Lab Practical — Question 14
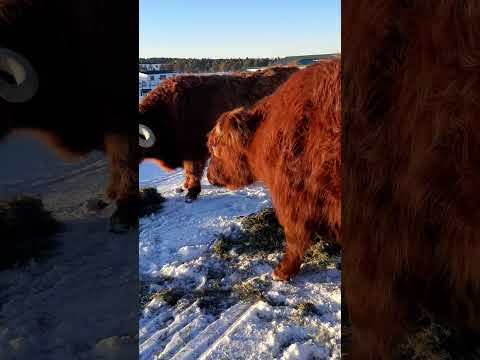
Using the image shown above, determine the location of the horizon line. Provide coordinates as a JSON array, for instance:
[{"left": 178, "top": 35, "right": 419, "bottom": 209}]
[{"left": 139, "top": 52, "right": 341, "bottom": 60}]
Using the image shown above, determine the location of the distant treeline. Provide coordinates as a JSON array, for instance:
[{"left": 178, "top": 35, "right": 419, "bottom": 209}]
[{"left": 139, "top": 57, "right": 281, "bottom": 73}]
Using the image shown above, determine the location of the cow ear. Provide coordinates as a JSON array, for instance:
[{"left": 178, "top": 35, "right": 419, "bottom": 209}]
[
  {"left": 244, "top": 108, "right": 263, "bottom": 133},
  {"left": 231, "top": 108, "right": 263, "bottom": 144}
]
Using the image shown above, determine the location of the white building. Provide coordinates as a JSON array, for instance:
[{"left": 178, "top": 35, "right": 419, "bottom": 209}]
[{"left": 139, "top": 71, "right": 176, "bottom": 100}]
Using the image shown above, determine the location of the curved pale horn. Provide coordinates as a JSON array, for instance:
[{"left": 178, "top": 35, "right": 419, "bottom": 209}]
[
  {"left": 139, "top": 124, "right": 156, "bottom": 148},
  {"left": 0, "top": 48, "right": 39, "bottom": 103}
]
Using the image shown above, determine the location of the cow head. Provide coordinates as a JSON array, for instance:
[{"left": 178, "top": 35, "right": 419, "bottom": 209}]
[
  {"left": 138, "top": 100, "right": 183, "bottom": 172},
  {"left": 207, "top": 107, "right": 261, "bottom": 189},
  {"left": 0, "top": 47, "right": 39, "bottom": 103}
]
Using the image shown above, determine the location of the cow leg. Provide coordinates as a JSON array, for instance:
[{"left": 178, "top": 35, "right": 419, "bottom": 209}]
[
  {"left": 272, "top": 226, "right": 312, "bottom": 281},
  {"left": 106, "top": 165, "right": 121, "bottom": 199},
  {"left": 183, "top": 159, "right": 207, "bottom": 202},
  {"left": 104, "top": 134, "right": 138, "bottom": 233}
]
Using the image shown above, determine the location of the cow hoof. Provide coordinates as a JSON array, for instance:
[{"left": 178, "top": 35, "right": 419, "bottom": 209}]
[
  {"left": 109, "top": 212, "right": 135, "bottom": 233},
  {"left": 175, "top": 187, "right": 184, "bottom": 193},
  {"left": 185, "top": 194, "right": 198, "bottom": 203},
  {"left": 85, "top": 197, "right": 109, "bottom": 211},
  {"left": 272, "top": 269, "right": 290, "bottom": 282},
  {"left": 109, "top": 203, "right": 136, "bottom": 234}
]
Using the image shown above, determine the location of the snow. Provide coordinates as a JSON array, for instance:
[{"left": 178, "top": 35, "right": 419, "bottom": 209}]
[
  {"left": 139, "top": 162, "right": 341, "bottom": 360},
  {"left": 0, "top": 134, "right": 138, "bottom": 359},
  {"left": 280, "top": 341, "right": 329, "bottom": 360}
]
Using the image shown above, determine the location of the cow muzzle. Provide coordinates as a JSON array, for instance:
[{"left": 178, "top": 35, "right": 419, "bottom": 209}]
[
  {"left": 0, "top": 48, "right": 39, "bottom": 103},
  {"left": 139, "top": 124, "right": 156, "bottom": 148}
]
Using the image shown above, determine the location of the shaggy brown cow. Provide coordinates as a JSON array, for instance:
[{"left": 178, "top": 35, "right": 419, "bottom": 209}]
[
  {"left": 138, "top": 66, "right": 299, "bottom": 201},
  {"left": 0, "top": 1, "right": 138, "bottom": 232},
  {"left": 343, "top": 1, "right": 480, "bottom": 358},
  {"left": 207, "top": 60, "right": 341, "bottom": 281}
]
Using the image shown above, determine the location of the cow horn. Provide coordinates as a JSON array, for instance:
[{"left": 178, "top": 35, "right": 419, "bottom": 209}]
[
  {"left": 139, "top": 124, "right": 156, "bottom": 148},
  {"left": 0, "top": 48, "right": 39, "bottom": 103}
]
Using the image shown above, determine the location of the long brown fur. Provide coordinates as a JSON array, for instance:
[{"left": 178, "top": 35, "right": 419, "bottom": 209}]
[
  {"left": 343, "top": 1, "right": 480, "bottom": 358},
  {"left": 139, "top": 66, "right": 299, "bottom": 200},
  {"left": 207, "top": 60, "right": 341, "bottom": 280},
  {"left": 1, "top": 1, "right": 138, "bottom": 230}
]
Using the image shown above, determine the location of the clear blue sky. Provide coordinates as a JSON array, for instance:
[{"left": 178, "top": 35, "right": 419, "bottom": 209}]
[{"left": 139, "top": 0, "right": 340, "bottom": 59}]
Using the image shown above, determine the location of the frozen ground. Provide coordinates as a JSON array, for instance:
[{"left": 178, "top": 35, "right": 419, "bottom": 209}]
[
  {"left": 0, "top": 133, "right": 137, "bottom": 360},
  {"left": 139, "top": 162, "right": 341, "bottom": 360}
]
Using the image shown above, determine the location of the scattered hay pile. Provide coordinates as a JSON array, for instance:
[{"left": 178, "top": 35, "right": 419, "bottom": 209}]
[
  {"left": 0, "top": 195, "right": 61, "bottom": 269},
  {"left": 292, "top": 302, "right": 319, "bottom": 325},
  {"left": 238, "top": 208, "right": 285, "bottom": 252},
  {"left": 232, "top": 278, "right": 268, "bottom": 303},
  {"left": 241, "top": 208, "right": 285, "bottom": 252},
  {"left": 141, "top": 278, "right": 236, "bottom": 316},
  {"left": 150, "top": 288, "right": 185, "bottom": 307},
  {"left": 212, "top": 208, "right": 340, "bottom": 269},
  {"left": 212, "top": 208, "right": 285, "bottom": 259},
  {"left": 139, "top": 187, "right": 165, "bottom": 218},
  {"left": 304, "top": 235, "right": 341, "bottom": 270}
]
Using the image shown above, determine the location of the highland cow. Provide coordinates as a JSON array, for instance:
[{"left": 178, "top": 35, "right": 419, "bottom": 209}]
[
  {"left": 138, "top": 66, "right": 299, "bottom": 201},
  {"left": 207, "top": 60, "right": 341, "bottom": 281},
  {"left": 343, "top": 1, "right": 480, "bottom": 358},
  {"left": 0, "top": 1, "right": 138, "bottom": 232}
]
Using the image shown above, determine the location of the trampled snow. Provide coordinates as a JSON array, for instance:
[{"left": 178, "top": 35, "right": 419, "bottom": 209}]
[{"left": 139, "top": 162, "right": 341, "bottom": 360}]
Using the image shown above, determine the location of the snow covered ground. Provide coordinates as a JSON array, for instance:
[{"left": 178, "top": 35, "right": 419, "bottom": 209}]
[
  {"left": 0, "top": 134, "right": 138, "bottom": 359},
  {"left": 139, "top": 162, "right": 341, "bottom": 360}
]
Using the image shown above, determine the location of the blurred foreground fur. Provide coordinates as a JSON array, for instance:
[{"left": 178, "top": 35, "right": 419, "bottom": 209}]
[
  {"left": 0, "top": 195, "right": 61, "bottom": 269},
  {"left": 343, "top": 1, "right": 480, "bottom": 358},
  {"left": 0, "top": 1, "right": 139, "bottom": 232}
]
